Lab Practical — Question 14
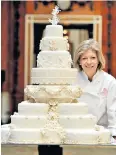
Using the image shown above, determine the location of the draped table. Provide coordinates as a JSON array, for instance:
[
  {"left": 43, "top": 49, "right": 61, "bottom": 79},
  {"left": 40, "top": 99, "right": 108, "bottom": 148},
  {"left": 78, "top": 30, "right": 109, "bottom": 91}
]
[{"left": 1, "top": 143, "right": 116, "bottom": 155}]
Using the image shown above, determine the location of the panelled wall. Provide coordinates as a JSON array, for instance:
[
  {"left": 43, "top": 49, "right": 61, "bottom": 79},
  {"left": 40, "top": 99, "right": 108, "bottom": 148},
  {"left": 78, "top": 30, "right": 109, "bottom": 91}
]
[{"left": 1, "top": 1, "right": 116, "bottom": 114}]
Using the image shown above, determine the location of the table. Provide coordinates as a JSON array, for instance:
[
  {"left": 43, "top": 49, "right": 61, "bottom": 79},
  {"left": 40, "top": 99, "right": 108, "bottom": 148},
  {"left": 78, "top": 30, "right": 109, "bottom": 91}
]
[
  {"left": 1, "top": 144, "right": 116, "bottom": 155},
  {"left": 62, "top": 144, "right": 116, "bottom": 155}
]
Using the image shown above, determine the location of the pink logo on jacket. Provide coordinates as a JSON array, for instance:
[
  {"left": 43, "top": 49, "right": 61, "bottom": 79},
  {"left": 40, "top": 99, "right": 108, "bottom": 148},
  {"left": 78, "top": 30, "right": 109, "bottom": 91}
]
[{"left": 100, "top": 88, "right": 108, "bottom": 97}]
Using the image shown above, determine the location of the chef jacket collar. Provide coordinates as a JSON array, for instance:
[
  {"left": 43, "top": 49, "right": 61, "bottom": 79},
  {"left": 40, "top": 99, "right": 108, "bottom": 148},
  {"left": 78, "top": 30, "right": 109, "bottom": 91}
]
[{"left": 82, "top": 70, "right": 101, "bottom": 81}]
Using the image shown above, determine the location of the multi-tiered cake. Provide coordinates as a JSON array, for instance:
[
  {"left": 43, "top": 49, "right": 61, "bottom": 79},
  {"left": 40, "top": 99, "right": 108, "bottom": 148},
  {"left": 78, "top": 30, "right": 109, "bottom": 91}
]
[{"left": 1, "top": 6, "right": 110, "bottom": 144}]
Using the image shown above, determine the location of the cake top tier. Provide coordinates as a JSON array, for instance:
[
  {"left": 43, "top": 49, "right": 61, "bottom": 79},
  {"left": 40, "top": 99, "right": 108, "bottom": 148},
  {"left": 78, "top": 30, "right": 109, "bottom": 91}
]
[
  {"left": 44, "top": 6, "right": 63, "bottom": 37},
  {"left": 45, "top": 25, "right": 63, "bottom": 37}
]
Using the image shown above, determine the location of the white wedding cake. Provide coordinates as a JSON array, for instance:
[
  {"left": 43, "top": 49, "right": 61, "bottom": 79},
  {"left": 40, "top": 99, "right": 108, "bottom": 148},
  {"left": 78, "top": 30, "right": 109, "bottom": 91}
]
[{"left": 1, "top": 6, "right": 110, "bottom": 144}]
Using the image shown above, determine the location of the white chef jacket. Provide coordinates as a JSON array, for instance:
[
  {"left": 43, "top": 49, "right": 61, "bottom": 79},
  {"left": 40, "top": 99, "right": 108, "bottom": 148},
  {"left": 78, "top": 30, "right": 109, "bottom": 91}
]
[{"left": 74, "top": 70, "right": 116, "bottom": 136}]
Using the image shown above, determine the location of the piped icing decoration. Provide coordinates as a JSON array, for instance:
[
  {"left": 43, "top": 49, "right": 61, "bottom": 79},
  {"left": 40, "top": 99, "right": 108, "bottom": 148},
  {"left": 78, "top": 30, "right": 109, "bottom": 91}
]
[
  {"left": 49, "top": 6, "right": 61, "bottom": 25},
  {"left": 40, "top": 99, "right": 66, "bottom": 144}
]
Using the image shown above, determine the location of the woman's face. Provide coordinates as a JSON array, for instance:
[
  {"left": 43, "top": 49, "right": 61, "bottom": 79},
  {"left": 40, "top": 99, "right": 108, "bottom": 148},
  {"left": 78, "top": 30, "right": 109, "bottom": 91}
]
[{"left": 80, "top": 49, "right": 99, "bottom": 77}]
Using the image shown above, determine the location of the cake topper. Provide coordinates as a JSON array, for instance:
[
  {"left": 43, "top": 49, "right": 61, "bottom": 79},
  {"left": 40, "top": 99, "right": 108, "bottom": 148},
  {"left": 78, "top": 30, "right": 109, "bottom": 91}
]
[{"left": 49, "top": 6, "right": 61, "bottom": 25}]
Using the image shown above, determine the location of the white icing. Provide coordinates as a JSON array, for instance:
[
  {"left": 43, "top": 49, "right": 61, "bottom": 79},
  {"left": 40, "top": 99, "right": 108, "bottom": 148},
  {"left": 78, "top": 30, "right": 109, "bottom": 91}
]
[
  {"left": 11, "top": 115, "right": 47, "bottom": 128},
  {"left": 7, "top": 128, "right": 110, "bottom": 144},
  {"left": 57, "top": 103, "right": 88, "bottom": 115},
  {"left": 8, "top": 128, "right": 62, "bottom": 144},
  {"left": 11, "top": 114, "right": 97, "bottom": 129},
  {"left": 31, "top": 68, "right": 77, "bottom": 77},
  {"left": 64, "top": 129, "right": 110, "bottom": 144},
  {"left": 59, "top": 115, "right": 97, "bottom": 129},
  {"left": 2, "top": 98, "right": 111, "bottom": 144},
  {"left": 31, "top": 68, "right": 77, "bottom": 85},
  {"left": 18, "top": 101, "right": 49, "bottom": 116},
  {"left": 8, "top": 99, "right": 110, "bottom": 144},
  {"left": 31, "top": 77, "right": 77, "bottom": 85},
  {"left": 40, "top": 37, "right": 69, "bottom": 51},
  {"left": 18, "top": 102, "right": 88, "bottom": 116},
  {"left": 24, "top": 85, "right": 82, "bottom": 103},
  {"left": 11, "top": 101, "right": 95, "bottom": 130},
  {"left": 37, "top": 51, "right": 72, "bottom": 68},
  {"left": 45, "top": 25, "right": 63, "bottom": 37}
]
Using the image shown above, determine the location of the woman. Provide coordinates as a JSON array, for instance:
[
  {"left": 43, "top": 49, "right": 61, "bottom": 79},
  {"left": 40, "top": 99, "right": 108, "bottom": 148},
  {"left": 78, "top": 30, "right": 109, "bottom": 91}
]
[{"left": 74, "top": 39, "right": 116, "bottom": 141}]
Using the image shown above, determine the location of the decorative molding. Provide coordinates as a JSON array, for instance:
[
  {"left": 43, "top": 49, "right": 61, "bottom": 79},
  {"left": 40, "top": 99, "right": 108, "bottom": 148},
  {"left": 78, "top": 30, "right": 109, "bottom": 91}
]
[
  {"left": 34, "top": 1, "right": 93, "bottom": 11},
  {"left": 106, "top": 1, "right": 113, "bottom": 74},
  {"left": 72, "top": 1, "right": 93, "bottom": 11},
  {"left": 34, "top": 1, "right": 56, "bottom": 10},
  {"left": 12, "top": 1, "right": 20, "bottom": 112}
]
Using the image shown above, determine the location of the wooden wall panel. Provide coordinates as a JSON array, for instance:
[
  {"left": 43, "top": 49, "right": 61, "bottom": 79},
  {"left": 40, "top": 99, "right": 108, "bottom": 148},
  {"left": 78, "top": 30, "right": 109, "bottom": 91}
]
[
  {"left": 101, "top": 2, "right": 109, "bottom": 72},
  {"left": 1, "top": 2, "right": 10, "bottom": 91},
  {"left": 1, "top": 1, "right": 14, "bottom": 113},
  {"left": 1, "top": 1, "right": 26, "bottom": 113},
  {"left": 26, "top": 1, "right": 102, "bottom": 15},
  {"left": 111, "top": 3, "right": 116, "bottom": 77},
  {"left": 16, "top": 2, "right": 25, "bottom": 101}
]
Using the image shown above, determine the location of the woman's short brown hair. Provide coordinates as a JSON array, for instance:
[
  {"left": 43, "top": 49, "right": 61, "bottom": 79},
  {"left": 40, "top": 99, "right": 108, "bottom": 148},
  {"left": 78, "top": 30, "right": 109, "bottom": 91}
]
[{"left": 74, "top": 39, "right": 105, "bottom": 71}]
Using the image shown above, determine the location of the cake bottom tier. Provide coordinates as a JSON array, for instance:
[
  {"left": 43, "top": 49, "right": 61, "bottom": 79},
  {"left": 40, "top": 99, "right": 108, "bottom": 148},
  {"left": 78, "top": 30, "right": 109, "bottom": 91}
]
[{"left": 7, "top": 128, "right": 110, "bottom": 144}]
